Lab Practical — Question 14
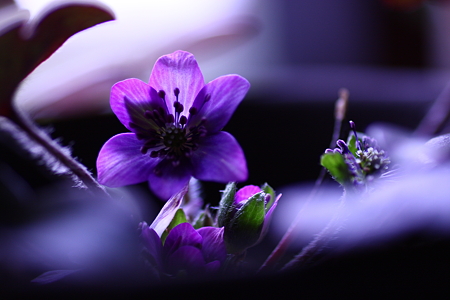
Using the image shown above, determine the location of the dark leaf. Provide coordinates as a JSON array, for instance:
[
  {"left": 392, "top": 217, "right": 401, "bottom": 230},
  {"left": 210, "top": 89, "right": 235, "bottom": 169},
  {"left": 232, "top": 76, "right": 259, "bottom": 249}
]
[
  {"left": 321, "top": 152, "right": 351, "bottom": 185},
  {"left": 0, "top": 2, "right": 114, "bottom": 117}
]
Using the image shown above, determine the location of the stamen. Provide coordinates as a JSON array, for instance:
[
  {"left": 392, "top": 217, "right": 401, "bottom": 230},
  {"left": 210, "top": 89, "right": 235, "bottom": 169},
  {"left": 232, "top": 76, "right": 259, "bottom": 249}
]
[
  {"left": 349, "top": 120, "right": 361, "bottom": 150},
  {"left": 189, "top": 107, "right": 197, "bottom": 115},
  {"left": 140, "top": 146, "right": 148, "bottom": 154},
  {"left": 337, "top": 139, "right": 350, "bottom": 153},
  {"left": 166, "top": 114, "right": 175, "bottom": 123},
  {"left": 174, "top": 102, "right": 184, "bottom": 113},
  {"left": 180, "top": 115, "right": 187, "bottom": 125}
]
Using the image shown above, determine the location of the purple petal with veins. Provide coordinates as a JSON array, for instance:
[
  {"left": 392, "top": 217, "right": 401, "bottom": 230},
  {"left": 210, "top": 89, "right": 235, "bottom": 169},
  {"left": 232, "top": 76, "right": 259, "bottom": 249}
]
[{"left": 97, "top": 133, "right": 159, "bottom": 187}]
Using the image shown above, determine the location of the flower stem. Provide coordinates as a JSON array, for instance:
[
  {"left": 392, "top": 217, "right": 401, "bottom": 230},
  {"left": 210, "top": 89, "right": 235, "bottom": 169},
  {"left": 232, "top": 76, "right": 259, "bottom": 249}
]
[
  {"left": 258, "top": 171, "right": 325, "bottom": 272},
  {"left": 415, "top": 80, "right": 450, "bottom": 136},
  {"left": 280, "top": 194, "right": 346, "bottom": 271},
  {"left": 258, "top": 89, "right": 349, "bottom": 273},
  {"left": 9, "top": 106, "right": 109, "bottom": 197}
]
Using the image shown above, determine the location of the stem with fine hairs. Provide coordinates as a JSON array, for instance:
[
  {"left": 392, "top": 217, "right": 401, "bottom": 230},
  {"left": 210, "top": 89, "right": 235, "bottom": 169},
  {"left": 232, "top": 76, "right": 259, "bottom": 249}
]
[
  {"left": 259, "top": 89, "right": 349, "bottom": 272},
  {"left": 9, "top": 105, "right": 109, "bottom": 198}
]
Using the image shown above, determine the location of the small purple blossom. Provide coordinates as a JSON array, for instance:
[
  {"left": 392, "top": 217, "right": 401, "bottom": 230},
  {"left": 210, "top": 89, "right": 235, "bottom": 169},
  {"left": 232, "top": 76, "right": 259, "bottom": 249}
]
[
  {"left": 96, "top": 51, "right": 249, "bottom": 199},
  {"left": 140, "top": 222, "right": 226, "bottom": 277}
]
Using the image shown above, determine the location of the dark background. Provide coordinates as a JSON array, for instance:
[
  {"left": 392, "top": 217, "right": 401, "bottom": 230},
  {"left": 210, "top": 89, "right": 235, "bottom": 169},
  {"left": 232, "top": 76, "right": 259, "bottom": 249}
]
[{"left": 2, "top": 0, "right": 450, "bottom": 297}]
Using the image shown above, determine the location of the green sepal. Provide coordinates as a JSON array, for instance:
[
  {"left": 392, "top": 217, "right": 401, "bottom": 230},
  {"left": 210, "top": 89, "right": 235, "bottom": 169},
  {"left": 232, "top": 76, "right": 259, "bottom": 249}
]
[
  {"left": 321, "top": 152, "right": 351, "bottom": 185},
  {"left": 261, "top": 182, "right": 275, "bottom": 213},
  {"left": 225, "top": 192, "right": 266, "bottom": 254},
  {"left": 347, "top": 131, "right": 367, "bottom": 154},
  {"left": 347, "top": 134, "right": 358, "bottom": 156},
  {"left": 192, "top": 205, "right": 214, "bottom": 229},
  {"left": 161, "top": 208, "right": 187, "bottom": 244},
  {"left": 217, "top": 182, "right": 236, "bottom": 227},
  {"left": 193, "top": 212, "right": 206, "bottom": 229}
]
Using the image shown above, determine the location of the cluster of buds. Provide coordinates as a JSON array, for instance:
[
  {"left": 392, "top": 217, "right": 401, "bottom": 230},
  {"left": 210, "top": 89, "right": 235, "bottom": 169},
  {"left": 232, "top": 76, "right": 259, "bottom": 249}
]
[
  {"left": 321, "top": 121, "right": 391, "bottom": 191},
  {"left": 139, "top": 181, "right": 280, "bottom": 278}
]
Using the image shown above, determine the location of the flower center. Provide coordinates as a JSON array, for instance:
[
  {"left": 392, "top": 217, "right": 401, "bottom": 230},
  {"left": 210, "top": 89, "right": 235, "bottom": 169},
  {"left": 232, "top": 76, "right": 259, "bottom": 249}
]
[
  {"left": 132, "top": 88, "right": 210, "bottom": 168},
  {"left": 161, "top": 125, "right": 187, "bottom": 149}
]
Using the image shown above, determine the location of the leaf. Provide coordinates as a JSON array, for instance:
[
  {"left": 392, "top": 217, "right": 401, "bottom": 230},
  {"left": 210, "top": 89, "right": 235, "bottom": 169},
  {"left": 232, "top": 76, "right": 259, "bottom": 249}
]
[
  {"left": 0, "top": 2, "right": 114, "bottom": 117},
  {"left": 217, "top": 182, "right": 236, "bottom": 227},
  {"left": 321, "top": 152, "right": 351, "bottom": 185},
  {"left": 347, "top": 134, "right": 358, "bottom": 156},
  {"left": 226, "top": 192, "right": 265, "bottom": 253},
  {"left": 230, "top": 192, "right": 265, "bottom": 232},
  {"left": 261, "top": 182, "right": 275, "bottom": 212}
]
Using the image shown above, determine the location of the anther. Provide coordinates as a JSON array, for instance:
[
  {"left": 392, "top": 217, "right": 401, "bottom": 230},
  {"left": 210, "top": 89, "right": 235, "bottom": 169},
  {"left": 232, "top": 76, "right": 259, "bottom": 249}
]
[
  {"left": 189, "top": 107, "right": 197, "bottom": 115},
  {"left": 179, "top": 115, "right": 187, "bottom": 125},
  {"left": 158, "top": 90, "right": 166, "bottom": 99},
  {"left": 140, "top": 146, "right": 148, "bottom": 154},
  {"left": 174, "top": 88, "right": 180, "bottom": 97},
  {"left": 174, "top": 102, "right": 184, "bottom": 113},
  {"left": 167, "top": 114, "right": 175, "bottom": 123}
]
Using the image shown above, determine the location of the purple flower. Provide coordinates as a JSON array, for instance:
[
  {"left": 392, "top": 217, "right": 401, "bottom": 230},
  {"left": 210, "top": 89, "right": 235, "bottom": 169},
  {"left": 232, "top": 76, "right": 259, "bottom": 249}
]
[
  {"left": 140, "top": 222, "right": 227, "bottom": 277},
  {"left": 96, "top": 51, "right": 249, "bottom": 199}
]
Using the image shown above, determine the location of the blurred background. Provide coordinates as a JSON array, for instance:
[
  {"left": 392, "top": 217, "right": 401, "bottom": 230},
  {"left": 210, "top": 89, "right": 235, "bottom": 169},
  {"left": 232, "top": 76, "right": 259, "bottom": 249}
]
[
  {"left": 10, "top": 0, "right": 450, "bottom": 192},
  {"left": 3, "top": 0, "right": 450, "bottom": 295}
]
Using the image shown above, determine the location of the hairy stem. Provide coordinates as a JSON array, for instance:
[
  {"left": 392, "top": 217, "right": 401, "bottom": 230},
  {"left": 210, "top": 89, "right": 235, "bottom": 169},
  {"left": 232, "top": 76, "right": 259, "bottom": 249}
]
[
  {"left": 9, "top": 106, "right": 109, "bottom": 197},
  {"left": 280, "top": 194, "right": 346, "bottom": 271},
  {"left": 415, "top": 81, "right": 450, "bottom": 136},
  {"left": 259, "top": 89, "right": 349, "bottom": 272}
]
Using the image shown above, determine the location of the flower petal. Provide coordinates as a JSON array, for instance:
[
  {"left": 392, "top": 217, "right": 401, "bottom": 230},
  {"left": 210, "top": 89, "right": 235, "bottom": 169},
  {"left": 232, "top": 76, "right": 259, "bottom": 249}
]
[
  {"left": 110, "top": 78, "right": 166, "bottom": 132},
  {"left": 197, "top": 227, "right": 226, "bottom": 263},
  {"left": 164, "top": 223, "right": 202, "bottom": 258},
  {"left": 191, "top": 132, "right": 247, "bottom": 182},
  {"left": 147, "top": 159, "right": 192, "bottom": 200},
  {"left": 188, "top": 75, "right": 250, "bottom": 132},
  {"left": 149, "top": 51, "right": 204, "bottom": 116},
  {"left": 204, "top": 260, "right": 221, "bottom": 274},
  {"left": 167, "top": 246, "right": 206, "bottom": 275},
  {"left": 235, "top": 185, "right": 262, "bottom": 204},
  {"left": 97, "top": 133, "right": 159, "bottom": 187},
  {"left": 150, "top": 185, "right": 188, "bottom": 236},
  {"left": 140, "top": 226, "right": 163, "bottom": 269}
]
